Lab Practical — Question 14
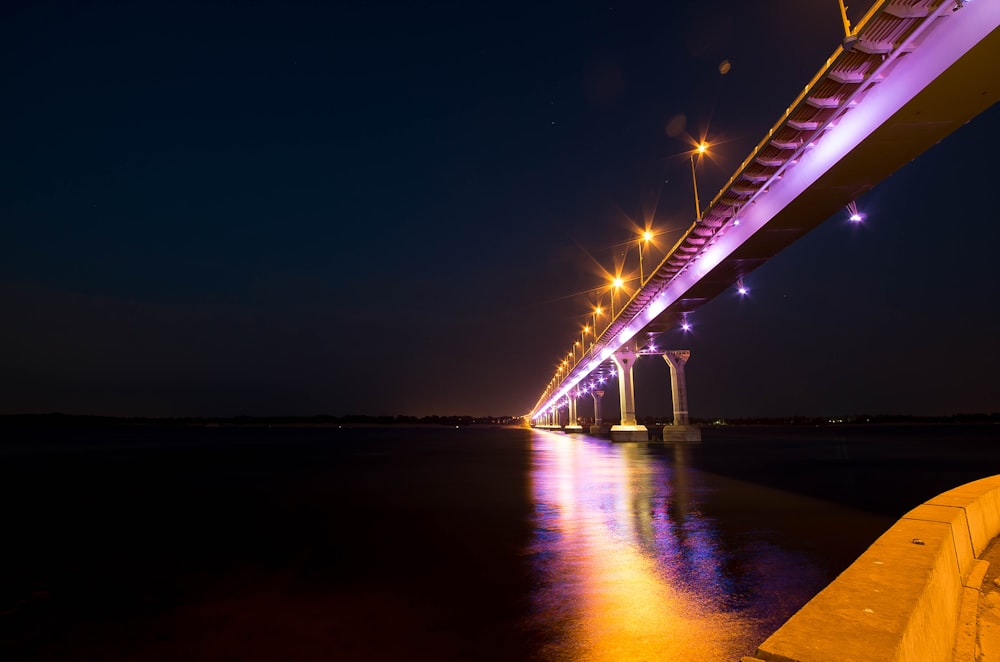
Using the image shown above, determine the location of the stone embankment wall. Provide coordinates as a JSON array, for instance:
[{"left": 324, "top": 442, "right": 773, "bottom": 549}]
[{"left": 744, "top": 475, "right": 1000, "bottom": 662}]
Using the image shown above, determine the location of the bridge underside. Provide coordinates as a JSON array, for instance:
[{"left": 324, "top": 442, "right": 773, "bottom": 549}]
[{"left": 655, "top": 20, "right": 1000, "bottom": 325}]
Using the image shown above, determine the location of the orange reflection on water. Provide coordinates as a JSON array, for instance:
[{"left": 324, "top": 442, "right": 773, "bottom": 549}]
[{"left": 529, "top": 432, "right": 755, "bottom": 661}]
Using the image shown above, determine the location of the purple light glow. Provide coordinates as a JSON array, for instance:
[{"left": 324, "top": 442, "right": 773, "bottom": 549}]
[{"left": 846, "top": 200, "right": 863, "bottom": 223}]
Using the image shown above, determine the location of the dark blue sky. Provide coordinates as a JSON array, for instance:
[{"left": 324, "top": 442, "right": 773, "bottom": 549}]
[{"left": 3, "top": 1, "right": 998, "bottom": 418}]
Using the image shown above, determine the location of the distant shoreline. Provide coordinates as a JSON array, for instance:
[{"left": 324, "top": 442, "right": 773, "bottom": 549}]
[
  {"left": 0, "top": 412, "right": 996, "bottom": 428},
  {"left": 0, "top": 413, "right": 521, "bottom": 428}
]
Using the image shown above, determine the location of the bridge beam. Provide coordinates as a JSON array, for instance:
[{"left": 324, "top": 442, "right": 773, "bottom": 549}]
[
  {"left": 610, "top": 345, "right": 648, "bottom": 442},
  {"left": 662, "top": 350, "right": 701, "bottom": 443}
]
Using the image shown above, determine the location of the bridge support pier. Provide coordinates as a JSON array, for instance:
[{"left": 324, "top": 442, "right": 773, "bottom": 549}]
[
  {"left": 610, "top": 345, "right": 648, "bottom": 442},
  {"left": 589, "top": 389, "right": 609, "bottom": 434},
  {"left": 662, "top": 350, "right": 701, "bottom": 442},
  {"left": 565, "top": 389, "right": 583, "bottom": 433}
]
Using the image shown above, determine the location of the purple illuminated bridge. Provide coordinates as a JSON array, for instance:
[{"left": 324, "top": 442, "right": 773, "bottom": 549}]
[{"left": 530, "top": 0, "right": 1000, "bottom": 441}]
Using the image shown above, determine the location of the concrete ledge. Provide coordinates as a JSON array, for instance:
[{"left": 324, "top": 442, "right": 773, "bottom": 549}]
[
  {"left": 927, "top": 476, "right": 1000, "bottom": 556},
  {"left": 563, "top": 425, "right": 584, "bottom": 433},
  {"left": 750, "top": 476, "right": 1000, "bottom": 662}
]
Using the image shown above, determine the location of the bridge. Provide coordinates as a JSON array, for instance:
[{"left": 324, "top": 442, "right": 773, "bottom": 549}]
[{"left": 529, "top": 0, "right": 1000, "bottom": 441}]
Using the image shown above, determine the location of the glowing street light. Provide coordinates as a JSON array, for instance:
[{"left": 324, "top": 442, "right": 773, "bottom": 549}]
[
  {"left": 593, "top": 305, "right": 604, "bottom": 336},
  {"left": 691, "top": 142, "right": 709, "bottom": 222},
  {"left": 638, "top": 229, "right": 654, "bottom": 286},
  {"left": 581, "top": 324, "right": 591, "bottom": 355}
]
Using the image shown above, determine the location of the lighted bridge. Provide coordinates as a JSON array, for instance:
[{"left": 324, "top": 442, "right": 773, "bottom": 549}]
[{"left": 530, "top": 0, "right": 1000, "bottom": 440}]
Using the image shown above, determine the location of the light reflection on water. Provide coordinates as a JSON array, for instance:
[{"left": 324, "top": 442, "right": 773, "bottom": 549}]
[{"left": 526, "top": 430, "right": 820, "bottom": 661}]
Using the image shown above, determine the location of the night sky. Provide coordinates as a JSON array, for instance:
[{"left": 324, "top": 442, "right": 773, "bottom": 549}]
[{"left": 3, "top": 1, "right": 999, "bottom": 418}]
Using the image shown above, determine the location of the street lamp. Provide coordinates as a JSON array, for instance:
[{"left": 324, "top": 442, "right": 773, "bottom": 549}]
[
  {"left": 581, "top": 324, "right": 590, "bottom": 356},
  {"left": 638, "top": 229, "right": 653, "bottom": 286},
  {"left": 573, "top": 340, "right": 581, "bottom": 365},
  {"left": 691, "top": 142, "right": 708, "bottom": 222},
  {"left": 593, "top": 305, "right": 604, "bottom": 336}
]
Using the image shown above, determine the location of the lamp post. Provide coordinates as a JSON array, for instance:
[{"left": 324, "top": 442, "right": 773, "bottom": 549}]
[
  {"left": 581, "top": 324, "right": 590, "bottom": 356},
  {"left": 690, "top": 142, "right": 708, "bottom": 222},
  {"left": 573, "top": 341, "right": 581, "bottom": 365},
  {"left": 638, "top": 229, "right": 653, "bottom": 286},
  {"left": 610, "top": 276, "right": 624, "bottom": 318},
  {"left": 593, "top": 305, "right": 603, "bottom": 336}
]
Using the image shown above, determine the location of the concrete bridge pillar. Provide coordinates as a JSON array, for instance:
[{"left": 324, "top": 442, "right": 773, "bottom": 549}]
[
  {"left": 662, "top": 350, "right": 701, "bottom": 442},
  {"left": 566, "top": 389, "right": 583, "bottom": 432},
  {"left": 611, "top": 346, "right": 648, "bottom": 442},
  {"left": 589, "top": 390, "right": 608, "bottom": 434}
]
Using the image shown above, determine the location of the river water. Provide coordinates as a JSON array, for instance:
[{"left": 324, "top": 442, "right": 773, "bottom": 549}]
[{"left": 2, "top": 423, "right": 999, "bottom": 660}]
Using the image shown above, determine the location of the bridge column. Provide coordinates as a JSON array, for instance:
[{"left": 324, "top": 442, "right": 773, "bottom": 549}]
[
  {"left": 589, "top": 389, "right": 608, "bottom": 434},
  {"left": 662, "top": 350, "right": 701, "bottom": 442},
  {"left": 610, "top": 346, "right": 648, "bottom": 442},
  {"left": 566, "top": 388, "right": 583, "bottom": 433}
]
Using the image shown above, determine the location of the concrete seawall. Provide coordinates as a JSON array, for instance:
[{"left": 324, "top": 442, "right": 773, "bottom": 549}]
[{"left": 744, "top": 475, "right": 1000, "bottom": 662}]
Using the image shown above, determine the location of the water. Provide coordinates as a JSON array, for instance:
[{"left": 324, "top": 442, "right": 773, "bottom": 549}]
[{"left": 1, "top": 423, "right": 999, "bottom": 660}]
